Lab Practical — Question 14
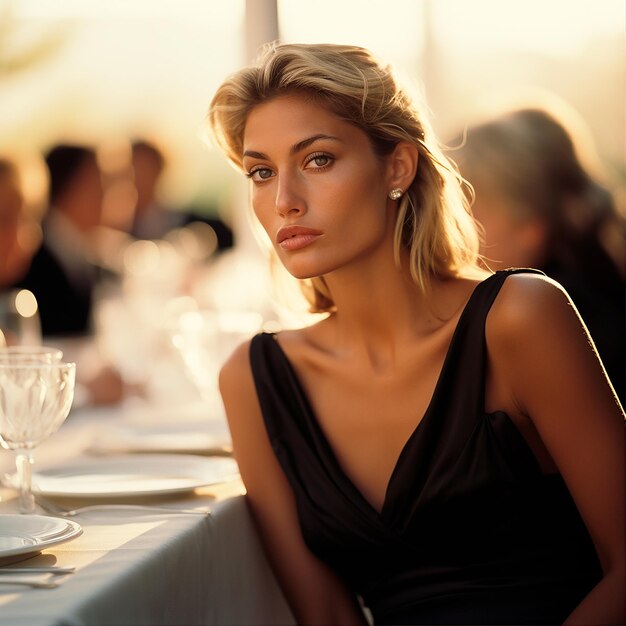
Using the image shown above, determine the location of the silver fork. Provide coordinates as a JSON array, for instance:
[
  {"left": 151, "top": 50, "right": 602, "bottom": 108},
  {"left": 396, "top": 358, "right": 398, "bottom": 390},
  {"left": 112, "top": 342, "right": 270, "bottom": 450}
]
[{"left": 35, "top": 495, "right": 210, "bottom": 517}]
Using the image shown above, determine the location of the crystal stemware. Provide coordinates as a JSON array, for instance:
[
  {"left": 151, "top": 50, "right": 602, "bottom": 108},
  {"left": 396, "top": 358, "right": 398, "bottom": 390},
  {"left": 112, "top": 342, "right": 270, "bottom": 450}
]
[
  {"left": 0, "top": 346, "right": 63, "bottom": 363},
  {"left": 0, "top": 361, "right": 76, "bottom": 513}
]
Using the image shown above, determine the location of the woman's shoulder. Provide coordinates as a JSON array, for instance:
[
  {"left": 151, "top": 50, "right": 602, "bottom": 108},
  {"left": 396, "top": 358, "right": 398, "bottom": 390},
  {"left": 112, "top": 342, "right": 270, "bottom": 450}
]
[
  {"left": 483, "top": 270, "right": 610, "bottom": 424},
  {"left": 219, "top": 337, "right": 255, "bottom": 391},
  {"left": 492, "top": 270, "right": 570, "bottom": 315},
  {"left": 486, "top": 270, "right": 579, "bottom": 349}
]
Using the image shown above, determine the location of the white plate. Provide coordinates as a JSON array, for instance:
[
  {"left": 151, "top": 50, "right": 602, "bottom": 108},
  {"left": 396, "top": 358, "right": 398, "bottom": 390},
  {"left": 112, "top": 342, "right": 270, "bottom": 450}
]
[
  {"left": 32, "top": 454, "right": 239, "bottom": 498},
  {"left": 0, "top": 515, "right": 82, "bottom": 559},
  {"left": 89, "top": 421, "right": 232, "bottom": 456}
]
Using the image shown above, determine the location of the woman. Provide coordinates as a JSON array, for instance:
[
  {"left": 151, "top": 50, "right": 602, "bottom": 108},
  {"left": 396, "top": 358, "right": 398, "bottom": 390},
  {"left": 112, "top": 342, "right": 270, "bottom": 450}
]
[
  {"left": 208, "top": 43, "right": 625, "bottom": 625},
  {"left": 450, "top": 107, "right": 626, "bottom": 404}
]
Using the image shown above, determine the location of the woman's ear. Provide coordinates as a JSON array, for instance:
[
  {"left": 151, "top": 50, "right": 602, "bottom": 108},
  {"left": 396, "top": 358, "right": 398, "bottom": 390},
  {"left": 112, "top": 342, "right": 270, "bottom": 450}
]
[{"left": 387, "top": 141, "right": 419, "bottom": 192}]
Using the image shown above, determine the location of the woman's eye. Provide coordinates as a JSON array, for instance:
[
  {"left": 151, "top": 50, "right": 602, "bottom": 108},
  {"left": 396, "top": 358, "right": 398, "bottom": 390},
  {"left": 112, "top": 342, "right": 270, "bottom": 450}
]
[
  {"left": 247, "top": 167, "right": 274, "bottom": 182},
  {"left": 305, "top": 153, "right": 333, "bottom": 169}
]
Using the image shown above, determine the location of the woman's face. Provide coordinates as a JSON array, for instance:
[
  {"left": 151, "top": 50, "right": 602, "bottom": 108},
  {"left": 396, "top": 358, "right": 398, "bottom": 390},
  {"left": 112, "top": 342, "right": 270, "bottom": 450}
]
[{"left": 242, "top": 93, "right": 395, "bottom": 280}]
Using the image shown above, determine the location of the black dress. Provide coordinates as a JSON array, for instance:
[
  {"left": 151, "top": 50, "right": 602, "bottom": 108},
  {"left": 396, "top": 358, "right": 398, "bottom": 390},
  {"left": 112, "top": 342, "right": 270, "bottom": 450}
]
[{"left": 249, "top": 269, "right": 602, "bottom": 625}]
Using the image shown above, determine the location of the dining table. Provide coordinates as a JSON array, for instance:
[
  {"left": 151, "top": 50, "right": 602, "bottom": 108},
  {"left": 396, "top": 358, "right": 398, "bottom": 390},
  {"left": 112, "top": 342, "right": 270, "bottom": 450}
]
[{"left": 0, "top": 396, "right": 296, "bottom": 626}]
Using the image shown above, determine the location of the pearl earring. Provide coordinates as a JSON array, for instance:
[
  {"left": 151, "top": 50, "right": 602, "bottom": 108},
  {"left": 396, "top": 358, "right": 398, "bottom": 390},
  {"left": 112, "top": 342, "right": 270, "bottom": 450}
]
[{"left": 389, "top": 188, "right": 403, "bottom": 200}]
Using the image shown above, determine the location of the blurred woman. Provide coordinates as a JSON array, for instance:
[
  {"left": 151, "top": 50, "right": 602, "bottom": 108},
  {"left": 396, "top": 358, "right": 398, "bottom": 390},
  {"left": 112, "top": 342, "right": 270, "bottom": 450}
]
[{"left": 451, "top": 106, "right": 625, "bottom": 404}]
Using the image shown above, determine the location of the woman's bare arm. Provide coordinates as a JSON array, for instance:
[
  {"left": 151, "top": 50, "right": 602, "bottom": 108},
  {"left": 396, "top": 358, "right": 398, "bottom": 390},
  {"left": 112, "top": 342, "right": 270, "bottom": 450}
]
[
  {"left": 219, "top": 340, "right": 368, "bottom": 626},
  {"left": 489, "top": 274, "right": 625, "bottom": 626}
]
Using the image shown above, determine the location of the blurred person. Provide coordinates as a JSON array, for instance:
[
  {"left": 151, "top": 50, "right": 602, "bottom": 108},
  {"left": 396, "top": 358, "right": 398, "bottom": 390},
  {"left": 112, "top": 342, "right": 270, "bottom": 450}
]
[
  {"left": 208, "top": 43, "right": 625, "bottom": 625},
  {"left": 0, "top": 158, "right": 41, "bottom": 291},
  {"left": 14, "top": 144, "right": 104, "bottom": 337},
  {"left": 0, "top": 157, "right": 42, "bottom": 346},
  {"left": 0, "top": 155, "right": 123, "bottom": 404},
  {"left": 129, "top": 139, "right": 185, "bottom": 240},
  {"left": 130, "top": 138, "right": 235, "bottom": 251},
  {"left": 450, "top": 107, "right": 626, "bottom": 404}
]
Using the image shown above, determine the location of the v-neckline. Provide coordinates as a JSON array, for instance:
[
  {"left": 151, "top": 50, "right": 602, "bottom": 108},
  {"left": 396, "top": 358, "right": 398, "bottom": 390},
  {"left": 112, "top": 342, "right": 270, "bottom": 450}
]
[{"left": 267, "top": 274, "right": 496, "bottom": 520}]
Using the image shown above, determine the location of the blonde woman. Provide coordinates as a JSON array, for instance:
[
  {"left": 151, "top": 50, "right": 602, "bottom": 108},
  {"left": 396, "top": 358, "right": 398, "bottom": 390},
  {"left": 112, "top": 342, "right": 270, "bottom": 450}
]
[{"left": 208, "top": 43, "right": 625, "bottom": 625}]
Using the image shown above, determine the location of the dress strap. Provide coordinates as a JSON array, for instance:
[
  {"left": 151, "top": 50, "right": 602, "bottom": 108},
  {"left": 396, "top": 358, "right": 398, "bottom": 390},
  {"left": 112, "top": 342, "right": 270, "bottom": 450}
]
[{"left": 435, "top": 268, "right": 545, "bottom": 419}]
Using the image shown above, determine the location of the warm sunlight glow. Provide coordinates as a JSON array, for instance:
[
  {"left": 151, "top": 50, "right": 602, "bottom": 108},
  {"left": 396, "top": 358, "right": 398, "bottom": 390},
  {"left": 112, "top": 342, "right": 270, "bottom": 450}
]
[
  {"left": 430, "top": 0, "right": 623, "bottom": 57},
  {"left": 13, "top": 0, "right": 242, "bottom": 22},
  {"left": 279, "top": 0, "right": 623, "bottom": 59},
  {"left": 1, "top": 0, "right": 623, "bottom": 207}
]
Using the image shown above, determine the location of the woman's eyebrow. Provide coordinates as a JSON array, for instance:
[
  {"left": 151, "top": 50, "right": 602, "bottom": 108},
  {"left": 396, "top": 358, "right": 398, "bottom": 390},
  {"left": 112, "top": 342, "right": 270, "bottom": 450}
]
[
  {"left": 243, "top": 134, "right": 341, "bottom": 160},
  {"left": 290, "top": 134, "right": 341, "bottom": 154},
  {"left": 242, "top": 149, "right": 267, "bottom": 160}
]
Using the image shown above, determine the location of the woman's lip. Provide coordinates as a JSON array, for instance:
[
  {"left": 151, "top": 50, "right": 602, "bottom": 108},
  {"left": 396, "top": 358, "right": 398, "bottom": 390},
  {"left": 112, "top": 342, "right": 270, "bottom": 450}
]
[
  {"left": 276, "top": 225, "right": 323, "bottom": 247},
  {"left": 278, "top": 233, "right": 322, "bottom": 251}
]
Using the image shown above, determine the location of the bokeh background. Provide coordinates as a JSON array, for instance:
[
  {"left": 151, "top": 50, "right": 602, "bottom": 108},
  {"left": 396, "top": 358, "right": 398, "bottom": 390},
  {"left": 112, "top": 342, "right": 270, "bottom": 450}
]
[
  {"left": 1, "top": 0, "right": 624, "bottom": 230},
  {"left": 0, "top": 0, "right": 624, "bottom": 469}
]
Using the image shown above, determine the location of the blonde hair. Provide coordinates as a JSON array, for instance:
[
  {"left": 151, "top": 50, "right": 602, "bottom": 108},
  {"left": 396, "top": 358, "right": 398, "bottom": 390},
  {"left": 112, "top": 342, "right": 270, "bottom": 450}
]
[{"left": 208, "top": 42, "right": 481, "bottom": 313}]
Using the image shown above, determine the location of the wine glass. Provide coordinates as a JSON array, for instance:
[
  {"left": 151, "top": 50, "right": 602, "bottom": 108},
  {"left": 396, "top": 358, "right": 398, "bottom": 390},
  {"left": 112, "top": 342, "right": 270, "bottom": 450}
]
[
  {"left": 0, "top": 346, "right": 63, "bottom": 363},
  {"left": 0, "top": 361, "right": 76, "bottom": 513},
  {"left": 0, "top": 347, "right": 65, "bottom": 507}
]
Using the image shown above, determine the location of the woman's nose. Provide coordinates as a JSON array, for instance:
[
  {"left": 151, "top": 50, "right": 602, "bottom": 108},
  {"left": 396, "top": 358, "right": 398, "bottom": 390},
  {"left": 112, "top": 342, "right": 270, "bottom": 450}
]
[{"left": 275, "top": 175, "right": 305, "bottom": 218}]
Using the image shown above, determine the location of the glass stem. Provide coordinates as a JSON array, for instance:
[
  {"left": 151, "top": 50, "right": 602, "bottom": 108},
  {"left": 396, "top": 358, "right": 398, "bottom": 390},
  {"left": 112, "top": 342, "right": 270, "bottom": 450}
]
[{"left": 15, "top": 450, "right": 35, "bottom": 514}]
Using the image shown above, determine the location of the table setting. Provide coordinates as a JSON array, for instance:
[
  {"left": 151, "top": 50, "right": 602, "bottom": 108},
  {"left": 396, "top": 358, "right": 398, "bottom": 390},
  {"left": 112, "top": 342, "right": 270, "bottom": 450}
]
[
  {"left": 0, "top": 239, "right": 303, "bottom": 625},
  {"left": 0, "top": 343, "right": 234, "bottom": 525},
  {"left": 0, "top": 347, "right": 81, "bottom": 596},
  {"left": 0, "top": 336, "right": 295, "bottom": 626}
]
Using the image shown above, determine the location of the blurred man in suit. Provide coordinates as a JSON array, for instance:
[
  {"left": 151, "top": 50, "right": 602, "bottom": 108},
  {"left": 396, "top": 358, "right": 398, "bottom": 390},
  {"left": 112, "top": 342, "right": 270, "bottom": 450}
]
[{"left": 15, "top": 145, "right": 104, "bottom": 337}]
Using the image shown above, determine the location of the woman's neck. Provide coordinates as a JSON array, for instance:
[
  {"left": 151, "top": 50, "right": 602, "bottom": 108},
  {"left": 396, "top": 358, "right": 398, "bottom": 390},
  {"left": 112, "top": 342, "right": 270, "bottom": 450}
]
[
  {"left": 320, "top": 259, "right": 440, "bottom": 366},
  {"left": 316, "top": 244, "right": 488, "bottom": 368}
]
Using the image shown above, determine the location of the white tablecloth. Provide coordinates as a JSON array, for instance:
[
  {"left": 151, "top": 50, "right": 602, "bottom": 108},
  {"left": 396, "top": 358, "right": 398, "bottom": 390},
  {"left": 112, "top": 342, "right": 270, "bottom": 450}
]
[{"left": 0, "top": 403, "right": 295, "bottom": 626}]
